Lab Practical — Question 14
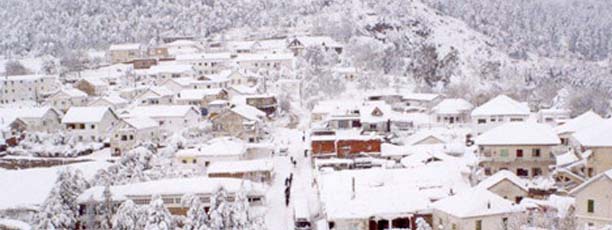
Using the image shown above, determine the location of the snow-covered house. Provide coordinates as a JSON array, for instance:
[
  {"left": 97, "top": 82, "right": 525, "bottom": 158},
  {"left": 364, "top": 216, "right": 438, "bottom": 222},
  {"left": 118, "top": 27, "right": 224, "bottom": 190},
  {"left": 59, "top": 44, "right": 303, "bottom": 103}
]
[
  {"left": 110, "top": 117, "right": 160, "bottom": 156},
  {"left": 175, "top": 137, "right": 246, "bottom": 167},
  {"left": 244, "top": 94, "right": 278, "bottom": 116},
  {"left": 471, "top": 95, "right": 530, "bottom": 134},
  {"left": 569, "top": 169, "right": 612, "bottom": 229},
  {"left": 175, "top": 88, "right": 229, "bottom": 114},
  {"left": 432, "top": 188, "right": 522, "bottom": 230},
  {"left": 570, "top": 119, "right": 612, "bottom": 178},
  {"left": 121, "top": 105, "right": 200, "bottom": 138},
  {"left": 537, "top": 108, "right": 570, "bottom": 126},
  {"left": 134, "top": 64, "right": 195, "bottom": 84},
  {"left": 175, "top": 52, "right": 232, "bottom": 76},
  {"left": 61, "top": 106, "right": 119, "bottom": 142},
  {"left": 134, "top": 86, "right": 175, "bottom": 105},
  {"left": 401, "top": 93, "right": 442, "bottom": 110},
  {"left": 74, "top": 78, "right": 109, "bottom": 96},
  {"left": 206, "top": 159, "right": 274, "bottom": 183},
  {"left": 310, "top": 130, "right": 382, "bottom": 158},
  {"left": 318, "top": 166, "right": 469, "bottom": 230},
  {"left": 76, "top": 177, "right": 266, "bottom": 216},
  {"left": 432, "top": 98, "right": 474, "bottom": 125},
  {"left": 0, "top": 74, "right": 59, "bottom": 104},
  {"left": 234, "top": 53, "right": 294, "bottom": 71},
  {"left": 476, "top": 122, "right": 561, "bottom": 178},
  {"left": 0, "top": 106, "right": 62, "bottom": 135},
  {"left": 555, "top": 111, "right": 603, "bottom": 146},
  {"left": 108, "top": 43, "right": 143, "bottom": 64},
  {"left": 226, "top": 40, "right": 260, "bottom": 54},
  {"left": 311, "top": 99, "right": 362, "bottom": 123},
  {"left": 211, "top": 104, "right": 266, "bottom": 143},
  {"left": 359, "top": 102, "right": 393, "bottom": 133},
  {"left": 287, "top": 36, "right": 343, "bottom": 55},
  {"left": 476, "top": 170, "right": 530, "bottom": 204},
  {"left": 46, "top": 88, "right": 89, "bottom": 112},
  {"left": 159, "top": 39, "right": 203, "bottom": 56},
  {"left": 88, "top": 94, "right": 128, "bottom": 110}
]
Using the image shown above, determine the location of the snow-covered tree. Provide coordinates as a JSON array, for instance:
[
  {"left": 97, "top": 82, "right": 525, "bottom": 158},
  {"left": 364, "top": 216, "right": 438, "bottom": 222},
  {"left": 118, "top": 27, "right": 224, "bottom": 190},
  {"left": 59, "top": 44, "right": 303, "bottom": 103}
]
[
  {"left": 4, "top": 60, "right": 30, "bottom": 76},
  {"left": 208, "top": 186, "right": 232, "bottom": 230},
  {"left": 415, "top": 217, "right": 432, "bottom": 230},
  {"left": 144, "top": 195, "right": 174, "bottom": 230},
  {"left": 98, "top": 185, "right": 114, "bottom": 229},
  {"left": 113, "top": 199, "right": 146, "bottom": 230},
  {"left": 181, "top": 194, "right": 209, "bottom": 230},
  {"left": 34, "top": 168, "right": 88, "bottom": 229},
  {"left": 230, "top": 188, "right": 250, "bottom": 230}
]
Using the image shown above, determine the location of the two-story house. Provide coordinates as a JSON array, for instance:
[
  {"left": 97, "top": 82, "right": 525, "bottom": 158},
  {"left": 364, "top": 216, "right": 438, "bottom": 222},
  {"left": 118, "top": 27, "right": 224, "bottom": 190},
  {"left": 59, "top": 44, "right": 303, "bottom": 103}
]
[
  {"left": 471, "top": 95, "right": 530, "bottom": 135},
  {"left": 61, "top": 106, "right": 119, "bottom": 142},
  {"left": 476, "top": 122, "right": 561, "bottom": 178}
]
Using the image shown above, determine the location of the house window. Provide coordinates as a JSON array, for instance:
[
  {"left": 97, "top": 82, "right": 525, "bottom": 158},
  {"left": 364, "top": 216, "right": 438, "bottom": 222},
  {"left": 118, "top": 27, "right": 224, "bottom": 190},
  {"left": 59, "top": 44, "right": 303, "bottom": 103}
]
[
  {"left": 516, "top": 149, "right": 523, "bottom": 158},
  {"left": 477, "top": 119, "right": 486, "bottom": 124},
  {"left": 532, "top": 148, "right": 541, "bottom": 157},
  {"left": 192, "top": 159, "right": 197, "bottom": 163},
  {"left": 500, "top": 149, "right": 509, "bottom": 157},
  {"left": 182, "top": 159, "right": 187, "bottom": 164},
  {"left": 510, "top": 118, "right": 524, "bottom": 122},
  {"left": 516, "top": 168, "right": 528, "bottom": 177},
  {"left": 532, "top": 168, "right": 542, "bottom": 177},
  {"left": 91, "top": 124, "right": 95, "bottom": 129},
  {"left": 515, "top": 196, "right": 523, "bottom": 204},
  {"left": 475, "top": 220, "right": 482, "bottom": 230},
  {"left": 587, "top": 168, "right": 594, "bottom": 177},
  {"left": 121, "top": 135, "right": 128, "bottom": 141},
  {"left": 484, "top": 168, "right": 492, "bottom": 176},
  {"left": 129, "top": 135, "right": 134, "bottom": 140},
  {"left": 587, "top": 200, "right": 594, "bottom": 213}
]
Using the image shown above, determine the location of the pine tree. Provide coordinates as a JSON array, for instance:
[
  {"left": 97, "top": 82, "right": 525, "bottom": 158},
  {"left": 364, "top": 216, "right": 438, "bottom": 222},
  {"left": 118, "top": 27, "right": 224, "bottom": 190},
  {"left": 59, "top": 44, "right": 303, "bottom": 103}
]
[
  {"left": 208, "top": 186, "right": 231, "bottom": 230},
  {"left": 98, "top": 185, "right": 114, "bottom": 229},
  {"left": 113, "top": 200, "right": 144, "bottom": 230},
  {"left": 181, "top": 194, "right": 209, "bottom": 230},
  {"left": 144, "top": 195, "right": 174, "bottom": 230},
  {"left": 34, "top": 168, "right": 88, "bottom": 229}
]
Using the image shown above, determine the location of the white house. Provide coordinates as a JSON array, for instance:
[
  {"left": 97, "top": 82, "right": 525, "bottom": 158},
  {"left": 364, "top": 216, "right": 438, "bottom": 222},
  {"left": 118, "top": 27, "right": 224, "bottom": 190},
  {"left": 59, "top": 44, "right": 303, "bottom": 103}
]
[
  {"left": 432, "top": 188, "right": 522, "bottom": 230},
  {"left": 569, "top": 169, "right": 612, "bottom": 229},
  {"left": 0, "top": 74, "right": 59, "bottom": 104},
  {"left": 471, "top": 95, "right": 530, "bottom": 134},
  {"left": 175, "top": 137, "right": 247, "bottom": 167},
  {"left": 88, "top": 94, "right": 128, "bottom": 110},
  {"left": 121, "top": 105, "right": 201, "bottom": 138},
  {"left": 175, "top": 52, "right": 232, "bottom": 76},
  {"left": 110, "top": 117, "right": 160, "bottom": 156},
  {"left": 234, "top": 53, "right": 294, "bottom": 71},
  {"left": 61, "top": 106, "right": 120, "bottom": 142},
  {"left": 46, "top": 88, "right": 89, "bottom": 112},
  {"left": 537, "top": 108, "right": 570, "bottom": 126},
  {"left": 134, "top": 64, "right": 195, "bottom": 84},
  {"left": 134, "top": 86, "right": 176, "bottom": 105},
  {"left": 0, "top": 106, "right": 62, "bottom": 135},
  {"left": 432, "top": 98, "right": 474, "bottom": 125},
  {"left": 554, "top": 111, "right": 603, "bottom": 146}
]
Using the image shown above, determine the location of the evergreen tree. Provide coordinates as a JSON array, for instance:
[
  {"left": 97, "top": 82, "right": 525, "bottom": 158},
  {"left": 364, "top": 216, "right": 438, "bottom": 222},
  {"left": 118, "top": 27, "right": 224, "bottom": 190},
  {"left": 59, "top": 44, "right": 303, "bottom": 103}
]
[
  {"left": 34, "top": 168, "right": 88, "bottom": 229},
  {"left": 112, "top": 199, "right": 145, "bottom": 230},
  {"left": 144, "top": 195, "right": 174, "bottom": 230},
  {"left": 208, "top": 186, "right": 231, "bottom": 230},
  {"left": 181, "top": 193, "right": 210, "bottom": 230}
]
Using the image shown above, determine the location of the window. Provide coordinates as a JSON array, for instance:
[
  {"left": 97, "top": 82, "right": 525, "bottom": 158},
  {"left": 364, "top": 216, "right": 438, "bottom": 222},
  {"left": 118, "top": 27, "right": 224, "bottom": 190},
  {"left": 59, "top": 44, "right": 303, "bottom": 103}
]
[
  {"left": 475, "top": 220, "right": 482, "bottom": 230},
  {"left": 452, "top": 224, "right": 457, "bottom": 230},
  {"left": 484, "top": 168, "right": 492, "bottom": 176},
  {"left": 532, "top": 168, "right": 542, "bottom": 177},
  {"left": 182, "top": 159, "right": 187, "bottom": 164},
  {"left": 517, "top": 168, "right": 529, "bottom": 177},
  {"left": 532, "top": 148, "right": 541, "bottom": 157},
  {"left": 477, "top": 119, "right": 486, "bottom": 124},
  {"left": 192, "top": 159, "right": 197, "bottom": 163},
  {"left": 516, "top": 149, "right": 523, "bottom": 158},
  {"left": 587, "top": 199, "right": 594, "bottom": 213},
  {"left": 502, "top": 217, "right": 508, "bottom": 230},
  {"left": 515, "top": 196, "right": 523, "bottom": 204},
  {"left": 90, "top": 124, "right": 95, "bottom": 129},
  {"left": 121, "top": 135, "right": 128, "bottom": 141},
  {"left": 500, "top": 149, "right": 509, "bottom": 157}
]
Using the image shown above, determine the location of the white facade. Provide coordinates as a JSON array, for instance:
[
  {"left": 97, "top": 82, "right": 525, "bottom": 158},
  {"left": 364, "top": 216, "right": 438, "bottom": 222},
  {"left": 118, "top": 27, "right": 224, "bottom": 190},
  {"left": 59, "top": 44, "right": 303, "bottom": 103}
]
[
  {"left": 0, "top": 75, "right": 59, "bottom": 104},
  {"left": 61, "top": 106, "right": 120, "bottom": 142}
]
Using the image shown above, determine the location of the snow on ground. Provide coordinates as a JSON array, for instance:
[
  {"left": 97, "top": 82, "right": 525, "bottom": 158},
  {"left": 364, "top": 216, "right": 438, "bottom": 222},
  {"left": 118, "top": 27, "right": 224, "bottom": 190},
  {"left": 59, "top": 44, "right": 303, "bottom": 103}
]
[
  {"left": 0, "top": 161, "right": 111, "bottom": 210},
  {"left": 0, "top": 218, "right": 31, "bottom": 230}
]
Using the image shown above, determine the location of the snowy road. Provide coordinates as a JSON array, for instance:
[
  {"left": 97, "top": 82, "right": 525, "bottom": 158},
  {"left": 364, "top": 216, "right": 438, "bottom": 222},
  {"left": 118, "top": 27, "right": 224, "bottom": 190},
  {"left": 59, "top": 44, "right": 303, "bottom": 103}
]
[{"left": 265, "top": 128, "right": 321, "bottom": 230}]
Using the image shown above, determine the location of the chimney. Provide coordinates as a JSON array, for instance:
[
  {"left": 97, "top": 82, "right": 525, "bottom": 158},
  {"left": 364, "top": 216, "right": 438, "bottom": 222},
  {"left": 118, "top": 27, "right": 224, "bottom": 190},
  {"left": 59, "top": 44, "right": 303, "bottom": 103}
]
[{"left": 351, "top": 177, "right": 356, "bottom": 200}]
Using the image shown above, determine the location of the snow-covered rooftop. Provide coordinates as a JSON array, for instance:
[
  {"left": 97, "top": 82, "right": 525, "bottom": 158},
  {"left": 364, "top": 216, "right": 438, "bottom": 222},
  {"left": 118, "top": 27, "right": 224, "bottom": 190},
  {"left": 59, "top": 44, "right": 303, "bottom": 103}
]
[
  {"left": 77, "top": 177, "right": 265, "bottom": 203},
  {"left": 432, "top": 188, "right": 519, "bottom": 218},
  {"left": 432, "top": 98, "right": 474, "bottom": 114},
  {"left": 122, "top": 117, "right": 158, "bottom": 130},
  {"left": 319, "top": 166, "right": 470, "bottom": 220},
  {"left": 555, "top": 111, "right": 604, "bottom": 135},
  {"left": 175, "top": 137, "right": 246, "bottom": 158},
  {"left": 124, "top": 105, "right": 197, "bottom": 118},
  {"left": 230, "top": 104, "right": 266, "bottom": 121},
  {"left": 207, "top": 159, "right": 274, "bottom": 175},
  {"left": 62, "top": 106, "right": 113, "bottom": 123},
  {"left": 476, "top": 122, "right": 560, "bottom": 146},
  {"left": 177, "top": 89, "right": 224, "bottom": 100},
  {"left": 572, "top": 119, "right": 612, "bottom": 147},
  {"left": 471, "top": 95, "right": 530, "bottom": 117},
  {"left": 476, "top": 170, "right": 529, "bottom": 192}
]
